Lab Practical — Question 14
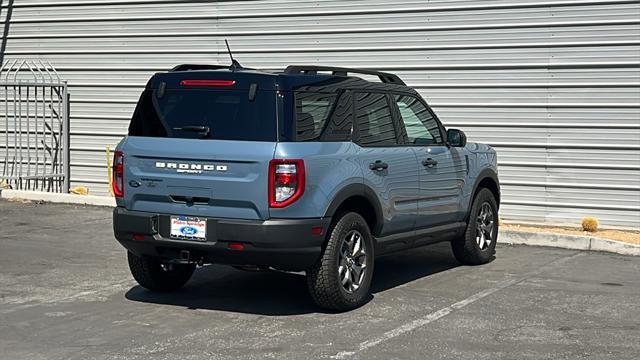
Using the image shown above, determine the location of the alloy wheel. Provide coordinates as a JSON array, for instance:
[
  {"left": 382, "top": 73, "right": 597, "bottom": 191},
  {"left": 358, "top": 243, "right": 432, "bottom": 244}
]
[
  {"left": 338, "top": 230, "right": 367, "bottom": 293},
  {"left": 476, "top": 202, "right": 495, "bottom": 250}
]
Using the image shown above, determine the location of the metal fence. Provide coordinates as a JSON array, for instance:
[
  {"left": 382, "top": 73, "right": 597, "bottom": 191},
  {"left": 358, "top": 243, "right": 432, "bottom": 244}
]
[{"left": 0, "top": 59, "right": 69, "bottom": 193}]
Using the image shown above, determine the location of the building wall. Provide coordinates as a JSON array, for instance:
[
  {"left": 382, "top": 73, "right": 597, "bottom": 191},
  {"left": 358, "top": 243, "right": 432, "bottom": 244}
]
[{"left": 2, "top": 0, "right": 639, "bottom": 228}]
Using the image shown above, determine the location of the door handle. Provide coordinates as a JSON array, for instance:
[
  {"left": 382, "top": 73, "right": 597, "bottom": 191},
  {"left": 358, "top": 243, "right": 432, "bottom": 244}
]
[
  {"left": 422, "top": 158, "right": 438, "bottom": 168},
  {"left": 369, "top": 160, "right": 389, "bottom": 171}
]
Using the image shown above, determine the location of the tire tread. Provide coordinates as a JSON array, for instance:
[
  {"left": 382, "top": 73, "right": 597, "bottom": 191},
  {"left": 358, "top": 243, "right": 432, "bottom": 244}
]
[
  {"left": 307, "top": 212, "right": 373, "bottom": 311},
  {"left": 451, "top": 188, "right": 498, "bottom": 265},
  {"left": 127, "top": 252, "right": 195, "bottom": 292}
]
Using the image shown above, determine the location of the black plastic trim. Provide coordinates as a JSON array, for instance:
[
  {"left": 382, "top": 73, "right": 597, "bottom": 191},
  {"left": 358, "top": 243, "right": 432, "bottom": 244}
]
[
  {"left": 375, "top": 221, "right": 466, "bottom": 256},
  {"left": 467, "top": 168, "right": 501, "bottom": 217},
  {"left": 113, "top": 208, "right": 331, "bottom": 271},
  {"left": 323, "top": 183, "right": 384, "bottom": 236}
]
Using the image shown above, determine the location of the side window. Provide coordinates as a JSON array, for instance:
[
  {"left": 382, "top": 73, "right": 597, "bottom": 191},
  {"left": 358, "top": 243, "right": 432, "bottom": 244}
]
[
  {"left": 295, "top": 92, "right": 337, "bottom": 141},
  {"left": 355, "top": 92, "right": 397, "bottom": 146},
  {"left": 394, "top": 94, "right": 443, "bottom": 145},
  {"left": 320, "top": 91, "right": 353, "bottom": 142}
]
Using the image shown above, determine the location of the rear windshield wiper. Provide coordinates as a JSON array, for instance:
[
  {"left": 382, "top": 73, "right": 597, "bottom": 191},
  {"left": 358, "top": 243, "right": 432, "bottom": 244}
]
[{"left": 172, "top": 125, "right": 211, "bottom": 138}]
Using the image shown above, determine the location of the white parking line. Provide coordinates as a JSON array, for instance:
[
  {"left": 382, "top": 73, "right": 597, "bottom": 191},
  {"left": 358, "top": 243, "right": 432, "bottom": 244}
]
[{"left": 331, "top": 252, "right": 583, "bottom": 359}]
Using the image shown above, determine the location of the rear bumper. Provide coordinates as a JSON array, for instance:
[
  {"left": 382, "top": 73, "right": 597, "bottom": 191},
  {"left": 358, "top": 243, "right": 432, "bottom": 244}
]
[{"left": 113, "top": 207, "right": 331, "bottom": 271}]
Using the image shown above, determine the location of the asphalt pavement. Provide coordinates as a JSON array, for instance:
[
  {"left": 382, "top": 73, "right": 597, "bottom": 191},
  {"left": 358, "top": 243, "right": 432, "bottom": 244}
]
[{"left": 1, "top": 200, "right": 639, "bottom": 359}]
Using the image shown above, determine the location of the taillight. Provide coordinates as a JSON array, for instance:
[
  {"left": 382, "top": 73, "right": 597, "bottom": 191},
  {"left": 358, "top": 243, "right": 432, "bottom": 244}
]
[
  {"left": 112, "top": 151, "right": 124, "bottom": 198},
  {"left": 269, "top": 159, "right": 305, "bottom": 208},
  {"left": 179, "top": 79, "right": 235, "bottom": 87}
]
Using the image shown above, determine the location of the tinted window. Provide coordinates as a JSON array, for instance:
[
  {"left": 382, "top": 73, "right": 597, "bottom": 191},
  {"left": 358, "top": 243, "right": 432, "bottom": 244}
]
[
  {"left": 295, "top": 92, "right": 336, "bottom": 141},
  {"left": 394, "top": 94, "right": 442, "bottom": 145},
  {"left": 322, "top": 91, "right": 353, "bottom": 141},
  {"left": 355, "top": 92, "right": 397, "bottom": 146},
  {"left": 128, "top": 89, "right": 277, "bottom": 141},
  {"left": 294, "top": 91, "right": 353, "bottom": 142}
]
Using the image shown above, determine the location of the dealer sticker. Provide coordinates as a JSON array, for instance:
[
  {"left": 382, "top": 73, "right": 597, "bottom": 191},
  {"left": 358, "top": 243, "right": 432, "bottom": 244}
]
[{"left": 170, "top": 216, "right": 206, "bottom": 241}]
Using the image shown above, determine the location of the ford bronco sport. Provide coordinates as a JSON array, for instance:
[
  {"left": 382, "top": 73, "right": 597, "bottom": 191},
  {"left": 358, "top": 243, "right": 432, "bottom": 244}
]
[{"left": 113, "top": 64, "right": 500, "bottom": 311}]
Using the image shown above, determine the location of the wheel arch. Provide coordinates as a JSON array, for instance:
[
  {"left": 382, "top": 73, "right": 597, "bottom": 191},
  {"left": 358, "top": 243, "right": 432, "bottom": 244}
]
[
  {"left": 324, "top": 183, "right": 384, "bottom": 237},
  {"left": 467, "top": 169, "right": 500, "bottom": 219}
]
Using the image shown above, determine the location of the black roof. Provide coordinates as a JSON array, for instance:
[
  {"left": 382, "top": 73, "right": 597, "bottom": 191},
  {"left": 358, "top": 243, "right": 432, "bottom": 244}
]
[{"left": 155, "top": 64, "right": 414, "bottom": 94}]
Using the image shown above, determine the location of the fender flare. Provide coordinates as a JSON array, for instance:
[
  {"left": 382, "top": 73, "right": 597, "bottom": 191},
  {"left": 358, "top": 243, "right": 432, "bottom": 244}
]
[
  {"left": 467, "top": 168, "right": 500, "bottom": 217},
  {"left": 323, "top": 183, "right": 384, "bottom": 235}
]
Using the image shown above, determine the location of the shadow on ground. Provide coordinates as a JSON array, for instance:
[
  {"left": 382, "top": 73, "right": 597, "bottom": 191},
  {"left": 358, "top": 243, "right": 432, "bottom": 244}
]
[{"left": 125, "top": 242, "right": 460, "bottom": 315}]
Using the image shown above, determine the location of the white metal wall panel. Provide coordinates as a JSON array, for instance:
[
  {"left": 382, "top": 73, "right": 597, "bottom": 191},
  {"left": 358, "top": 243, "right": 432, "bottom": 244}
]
[{"left": 1, "top": 0, "right": 639, "bottom": 228}]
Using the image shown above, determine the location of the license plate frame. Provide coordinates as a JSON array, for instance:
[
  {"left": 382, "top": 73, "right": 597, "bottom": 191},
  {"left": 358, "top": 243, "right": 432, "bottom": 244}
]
[{"left": 170, "top": 216, "right": 207, "bottom": 241}]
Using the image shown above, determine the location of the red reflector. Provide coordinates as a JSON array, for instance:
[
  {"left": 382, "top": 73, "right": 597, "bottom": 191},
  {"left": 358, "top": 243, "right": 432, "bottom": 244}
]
[
  {"left": 132, "top": 234, "right": 145, "bottom": 241},
  {"left": 228, "top": 242, "right": 245, "bottom": 251},
  {"left": 180, "top": 79, "right": 236, "bottom": 87},
  {"left": 311, "top": 226, "right": 323, "bottom": 236}
]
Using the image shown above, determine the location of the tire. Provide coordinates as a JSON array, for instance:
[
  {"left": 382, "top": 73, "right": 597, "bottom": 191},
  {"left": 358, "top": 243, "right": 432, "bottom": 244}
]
[
  {"left": 451, "top": 188, "right": 498, "bottom": 265},
  {"left": 306, "top": 212, "right": 375, "bottom": 311},
  {"left": 127, "top": 251, "right": 196, "bottom": 292}
]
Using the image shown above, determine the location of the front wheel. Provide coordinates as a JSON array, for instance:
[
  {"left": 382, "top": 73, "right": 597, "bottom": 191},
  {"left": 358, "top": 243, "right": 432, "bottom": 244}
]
[
  {"left": 306, "top": 212, "right": 374, "bottom": 311},
  {"left": 127, "top": 251, "right": 196, "bottom": 292},
  {"left": 451, "top": 188, "right": 498, "bottom": 265}
]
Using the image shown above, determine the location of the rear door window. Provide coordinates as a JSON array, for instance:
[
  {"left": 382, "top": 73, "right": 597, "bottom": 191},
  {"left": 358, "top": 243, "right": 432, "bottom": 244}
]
[
  {"left": 354, "top": 92, "right": 398, "bottom": 146},
  {"left": 128, "top": 88, "right": 277, "bottom": 141}
]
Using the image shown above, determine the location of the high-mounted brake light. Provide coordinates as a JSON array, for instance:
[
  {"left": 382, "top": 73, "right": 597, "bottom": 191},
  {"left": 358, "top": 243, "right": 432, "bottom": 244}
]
[
  {"left": 112, "top": 151, "right": 124, "bottom": 198},
  {"left": 179, "top": 79, "right": 236, "bottom": 87},
  {"left": 269, "top": 159, "right": 305, "bottom": 208}
]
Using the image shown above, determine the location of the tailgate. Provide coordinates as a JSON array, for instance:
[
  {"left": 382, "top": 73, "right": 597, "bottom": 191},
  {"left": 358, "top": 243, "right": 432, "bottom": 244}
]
[{"left": 119, "top": 136, "right": 275, "bottom": 220}]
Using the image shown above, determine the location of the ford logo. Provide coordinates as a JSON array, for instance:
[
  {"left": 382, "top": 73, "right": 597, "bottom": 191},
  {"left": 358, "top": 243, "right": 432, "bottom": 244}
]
[{"left": 179, "top": 226, "right": 199, "bottom": 236}]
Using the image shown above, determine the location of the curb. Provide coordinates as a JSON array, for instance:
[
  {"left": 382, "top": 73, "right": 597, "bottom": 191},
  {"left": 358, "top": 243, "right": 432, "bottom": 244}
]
[
  {"left": 0, "top": 189, "right": 116, "bottom": 207},
  {"left": 499, "top": 229, "right": 640, "bottom": 256},
  {"left": 1, "top": 189, "right": 637, "bottom": 256}
]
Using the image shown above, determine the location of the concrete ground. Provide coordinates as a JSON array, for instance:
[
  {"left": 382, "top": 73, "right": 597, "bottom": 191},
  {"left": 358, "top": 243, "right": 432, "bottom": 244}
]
[{"left": 1, "top": 200, "right": 639, "bottom": 360}]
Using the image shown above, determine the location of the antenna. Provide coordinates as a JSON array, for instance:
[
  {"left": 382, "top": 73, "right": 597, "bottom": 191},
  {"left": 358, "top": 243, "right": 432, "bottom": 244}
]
[{"left": 225, "top": 39, "right": 243, "bottom": 70}]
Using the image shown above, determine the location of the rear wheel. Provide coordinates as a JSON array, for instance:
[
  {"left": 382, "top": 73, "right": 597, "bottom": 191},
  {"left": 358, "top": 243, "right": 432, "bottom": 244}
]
[
  {"left": 451, "top": 188, "right": 498, "bottom": 265},
  {"left": 306, "top": 212, "right": 374, "bottom": 311},
  {"left": 127, "top": 251, "right": 196, "bottom": 292}
]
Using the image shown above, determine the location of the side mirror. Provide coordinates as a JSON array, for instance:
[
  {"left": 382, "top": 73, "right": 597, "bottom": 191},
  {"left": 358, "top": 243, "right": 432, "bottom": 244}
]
[{"left": 447, "top": 129, "right": 467, "bottom": 147}]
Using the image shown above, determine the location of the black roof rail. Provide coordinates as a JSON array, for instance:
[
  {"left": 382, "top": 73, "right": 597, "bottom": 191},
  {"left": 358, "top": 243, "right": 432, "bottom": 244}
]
[
  {"left": 284, "top": 65, "right": 406, "bottom": 85},
  {"left": 170, "top": 64, "right": 229, "bottom": 72}
]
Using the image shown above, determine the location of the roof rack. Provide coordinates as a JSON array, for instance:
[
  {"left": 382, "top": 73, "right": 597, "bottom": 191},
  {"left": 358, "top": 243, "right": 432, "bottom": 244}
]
[
  {"left": 170, "top": 64, "right": 229, "bottom": 72},
  {"left": 284, "top": 65, "right": 406, "bottom": 85}
]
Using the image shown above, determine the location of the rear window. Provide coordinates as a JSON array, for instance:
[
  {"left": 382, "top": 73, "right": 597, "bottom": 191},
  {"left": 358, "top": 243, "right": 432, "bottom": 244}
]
[{"left": 128, "top": 88, "right": 277, "bottom": 141}]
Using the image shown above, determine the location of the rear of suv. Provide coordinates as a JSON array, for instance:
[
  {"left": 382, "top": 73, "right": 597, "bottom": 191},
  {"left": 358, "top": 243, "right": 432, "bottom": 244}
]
[{"left": 113, "top": 64, "right": 500, "bottom": 311}]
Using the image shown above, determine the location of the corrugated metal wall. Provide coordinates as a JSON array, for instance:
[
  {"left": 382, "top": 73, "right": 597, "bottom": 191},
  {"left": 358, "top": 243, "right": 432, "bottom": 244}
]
[{"left": 2, "top": 0, "right": 639, "bottom": 228}]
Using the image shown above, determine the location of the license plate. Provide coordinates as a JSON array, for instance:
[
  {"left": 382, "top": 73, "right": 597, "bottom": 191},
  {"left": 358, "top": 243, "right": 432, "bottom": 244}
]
[{"left": 170, "top": 216, "right": 206, "bottom": 241}]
